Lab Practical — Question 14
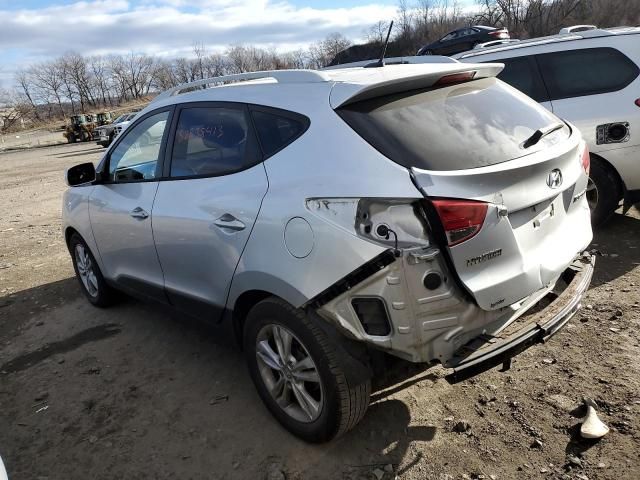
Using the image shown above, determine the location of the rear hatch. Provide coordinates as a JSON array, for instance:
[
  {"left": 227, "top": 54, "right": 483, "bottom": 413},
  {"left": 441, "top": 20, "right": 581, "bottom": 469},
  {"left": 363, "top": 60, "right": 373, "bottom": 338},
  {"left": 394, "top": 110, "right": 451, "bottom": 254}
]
[{"left": 337, "top": 75, "right": 592, "bottom": 311}]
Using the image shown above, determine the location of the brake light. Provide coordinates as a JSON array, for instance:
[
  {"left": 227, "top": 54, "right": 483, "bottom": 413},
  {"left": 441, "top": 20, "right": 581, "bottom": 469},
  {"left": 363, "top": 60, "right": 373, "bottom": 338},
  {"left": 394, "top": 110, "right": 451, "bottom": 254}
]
[
  {"left": 434, "top": 71, "right": 476, "bottom": 86},
  {"left": 489, "top": 30, "right": 509, "bottom": 38},
  {"left": 635, "top": 98, "right": 640, "bottom": 108},
  {"left": 581, "top": 144, "right": 590, "bottom": 175},
  {"left": 431, "top": 199, "right": 488, "bottom": 246}
]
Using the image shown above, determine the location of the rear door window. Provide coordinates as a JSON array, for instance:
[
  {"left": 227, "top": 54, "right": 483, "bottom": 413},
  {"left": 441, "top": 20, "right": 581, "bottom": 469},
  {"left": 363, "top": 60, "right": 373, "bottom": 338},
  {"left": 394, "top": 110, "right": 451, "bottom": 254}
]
[
  {"left": 494, "top": 56, "right": 549, "bottom": 102},
  {"left": 338, "top": 77, "right": 569, "bottom": 171},
  {"left": 169, "top": 106, "right": 261, "bottom": 178},
  {"left": 250, "top": 108, "right": 309, "bottom": 158},
  {"left": 537, "top": 47, "right": 639, "bottom": 100}
]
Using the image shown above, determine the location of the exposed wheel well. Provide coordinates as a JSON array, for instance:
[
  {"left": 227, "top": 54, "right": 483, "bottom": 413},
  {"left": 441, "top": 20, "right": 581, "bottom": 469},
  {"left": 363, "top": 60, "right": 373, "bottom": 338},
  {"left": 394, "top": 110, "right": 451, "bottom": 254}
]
[
  {"left": 590, "top": 152, "right": 625, "bottom": 200},
  {"left": 231, "top": 290, "right": 274, "bottom": 347},
  {"left": 64, "top": 227, "right": 80, "bottom": 250}
]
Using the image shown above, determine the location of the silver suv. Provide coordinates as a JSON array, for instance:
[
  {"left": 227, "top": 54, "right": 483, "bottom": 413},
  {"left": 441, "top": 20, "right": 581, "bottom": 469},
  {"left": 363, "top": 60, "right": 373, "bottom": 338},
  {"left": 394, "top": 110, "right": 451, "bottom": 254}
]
[{"left": 63, "top": 62, "right": 595, "bottom": 442}]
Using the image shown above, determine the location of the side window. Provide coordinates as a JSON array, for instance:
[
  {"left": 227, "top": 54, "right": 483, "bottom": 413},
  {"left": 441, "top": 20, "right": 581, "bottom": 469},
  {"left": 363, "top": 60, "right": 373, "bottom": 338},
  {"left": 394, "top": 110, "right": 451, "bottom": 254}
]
[
  {"left": 537, "top": 47, "right": 639, "bottom": 100},
  {"left": 108, "top": 110, "right": 169, "bottom": 182},
  {"left": 441, "top": 31, "right": 457, "bottom": 41},
  {"left": 170, "top": 107, "right": 260, "bottom": 178},
  {"left": 494, "top": 56, "right": 549, "bottom": 103},
  {"left": 251, "top": 109, "right": 309, "bottom": 157}
]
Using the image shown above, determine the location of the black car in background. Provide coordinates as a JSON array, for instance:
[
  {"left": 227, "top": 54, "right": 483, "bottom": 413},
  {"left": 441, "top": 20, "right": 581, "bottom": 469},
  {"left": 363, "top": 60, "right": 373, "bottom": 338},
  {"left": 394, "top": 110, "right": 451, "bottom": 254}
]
[{"left": 417, "top": 26, "right": 510, "bottom": 56}]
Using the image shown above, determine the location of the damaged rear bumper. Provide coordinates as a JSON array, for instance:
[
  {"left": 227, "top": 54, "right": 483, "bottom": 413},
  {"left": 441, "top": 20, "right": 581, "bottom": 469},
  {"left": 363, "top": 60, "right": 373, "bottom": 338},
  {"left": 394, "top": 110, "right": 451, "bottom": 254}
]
[{"left": 445, "top": 253, "right": 595, "bottom": 383}]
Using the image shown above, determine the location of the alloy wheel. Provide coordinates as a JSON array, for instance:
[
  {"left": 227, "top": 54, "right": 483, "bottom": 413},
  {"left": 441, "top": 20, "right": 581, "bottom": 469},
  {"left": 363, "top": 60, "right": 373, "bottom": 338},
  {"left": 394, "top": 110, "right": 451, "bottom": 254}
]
[
  {"left": 75, "top": 244, "right": 99, "bottom": 298},
  {"left": 255, "top": 324, "right": 324, "bottom": 423}
]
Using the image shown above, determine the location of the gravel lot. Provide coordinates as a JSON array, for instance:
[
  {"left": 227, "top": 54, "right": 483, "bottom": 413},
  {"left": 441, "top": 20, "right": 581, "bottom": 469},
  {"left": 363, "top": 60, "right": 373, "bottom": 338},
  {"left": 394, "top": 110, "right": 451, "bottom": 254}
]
[
  {"left": 0, "top": 129, "right": 65, "bottom": 152},
  {"left": 0, "top": 142, "right": 639, "bottom": 480}
]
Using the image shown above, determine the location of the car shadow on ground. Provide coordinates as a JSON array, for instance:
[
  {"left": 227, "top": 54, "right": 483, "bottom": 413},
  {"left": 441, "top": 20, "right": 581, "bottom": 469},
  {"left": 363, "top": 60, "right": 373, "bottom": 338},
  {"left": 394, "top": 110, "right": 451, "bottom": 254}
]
[
  {"left": 1, "top": 277, "right": 435, "bottom": 478},
  {"left": 589, "top": 211, "right": 640, "bottom": 288}
]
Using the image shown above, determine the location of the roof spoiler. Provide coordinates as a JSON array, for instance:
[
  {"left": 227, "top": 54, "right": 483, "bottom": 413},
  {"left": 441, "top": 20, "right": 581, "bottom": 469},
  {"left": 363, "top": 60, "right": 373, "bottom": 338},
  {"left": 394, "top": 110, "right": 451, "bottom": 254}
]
[
  {"left": 323, "top": 55, "right": 459, "bottom": 71},
  {"left": 329, "top": 62, "right": 504, "bottom": 108}
]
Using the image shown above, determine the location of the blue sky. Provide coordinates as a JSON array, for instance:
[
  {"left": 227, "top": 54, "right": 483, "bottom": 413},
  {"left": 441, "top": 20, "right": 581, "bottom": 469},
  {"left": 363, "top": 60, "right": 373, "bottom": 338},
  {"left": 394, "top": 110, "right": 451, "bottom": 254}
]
[{"left": 0, "top": 0, "right": 473, "bottom": 87}]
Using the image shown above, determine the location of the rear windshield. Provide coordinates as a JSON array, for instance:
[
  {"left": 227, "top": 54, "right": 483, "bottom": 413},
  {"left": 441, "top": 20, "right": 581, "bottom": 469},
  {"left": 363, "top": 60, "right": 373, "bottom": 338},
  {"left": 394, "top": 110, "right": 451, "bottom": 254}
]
[{"left": 338, "top": 77, "right": 569, "bottom": 171}]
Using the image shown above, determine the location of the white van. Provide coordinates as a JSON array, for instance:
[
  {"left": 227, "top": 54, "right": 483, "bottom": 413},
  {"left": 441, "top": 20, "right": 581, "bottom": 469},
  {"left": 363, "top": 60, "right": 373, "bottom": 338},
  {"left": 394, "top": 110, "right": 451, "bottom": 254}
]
[{"left": 456, "top": 26, "right": 640, "bottom": 225}]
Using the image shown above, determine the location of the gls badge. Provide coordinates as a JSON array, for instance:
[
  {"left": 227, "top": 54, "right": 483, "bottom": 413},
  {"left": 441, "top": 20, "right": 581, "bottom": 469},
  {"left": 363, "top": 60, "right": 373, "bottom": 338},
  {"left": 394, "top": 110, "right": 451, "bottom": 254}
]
[{"left": 547, "top": 169, "right": 563, "bottom": 189}]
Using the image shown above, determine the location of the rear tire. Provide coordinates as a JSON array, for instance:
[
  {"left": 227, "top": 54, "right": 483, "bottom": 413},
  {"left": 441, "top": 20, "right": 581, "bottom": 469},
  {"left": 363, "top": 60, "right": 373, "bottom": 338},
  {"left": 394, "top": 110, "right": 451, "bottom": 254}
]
[
  {"left": 243, "top": 297, "right": 371, "bottom": 442},
  {"left": 67, "top": 134, "right": 76, "bottom": 144},
  {"left": 588, "top": 157, "right": 621, "bottom": 227},
  {"left": 69, "top": 233, "right": 116, "bottom": 307}
]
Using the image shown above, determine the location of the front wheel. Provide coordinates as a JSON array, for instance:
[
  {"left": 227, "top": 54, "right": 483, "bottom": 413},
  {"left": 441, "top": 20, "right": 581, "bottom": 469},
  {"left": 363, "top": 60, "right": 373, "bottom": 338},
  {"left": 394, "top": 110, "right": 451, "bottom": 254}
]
[
  {"left": 244, "top": 297, "right": 371, "bottom": 442},
  {"left": 588, "top": 157, "right": 621, "bottom": 227}
]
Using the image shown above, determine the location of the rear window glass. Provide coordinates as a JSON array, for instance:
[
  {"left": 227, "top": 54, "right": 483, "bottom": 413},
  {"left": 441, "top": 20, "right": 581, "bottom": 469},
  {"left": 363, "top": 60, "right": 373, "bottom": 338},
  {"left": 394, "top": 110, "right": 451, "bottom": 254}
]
[
  {"left": 537, "top": 47, "right": 639, "bottom": 100},
  {"left": 251, "top": 109, "right": 309, "bottom": 157},
  {"left": 338, "top": 77, "right": 568, "bottom": 171}
]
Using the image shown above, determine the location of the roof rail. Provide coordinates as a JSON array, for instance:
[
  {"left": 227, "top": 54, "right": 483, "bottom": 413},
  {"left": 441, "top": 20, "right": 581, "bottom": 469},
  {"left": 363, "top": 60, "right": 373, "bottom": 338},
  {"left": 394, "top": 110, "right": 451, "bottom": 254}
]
[
  {"left": 559, "top": 24, "right": 597, "bottom": 34},
  {"left": 323, "top": 55, "right": 458, "bottom": 70},
  {"left": 152, "top": 69, "right": 330, "bottom": 103},
  {"left": 474, "top": 39, "right": 520, "bottom": 49}
]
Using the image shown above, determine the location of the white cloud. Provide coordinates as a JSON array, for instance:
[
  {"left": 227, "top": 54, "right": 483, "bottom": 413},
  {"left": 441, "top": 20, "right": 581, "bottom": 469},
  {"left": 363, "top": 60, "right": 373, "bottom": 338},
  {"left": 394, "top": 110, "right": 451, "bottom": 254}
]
[{"left": 0, "top": 0, "right": 397, "bottom": 59}]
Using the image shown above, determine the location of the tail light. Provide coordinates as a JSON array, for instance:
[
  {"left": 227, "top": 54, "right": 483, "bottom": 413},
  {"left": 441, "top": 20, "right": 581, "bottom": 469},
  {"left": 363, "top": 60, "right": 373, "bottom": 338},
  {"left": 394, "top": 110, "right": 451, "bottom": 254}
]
[
  {"left": 489, "top": 29, "right": 509, "bottom": 39},
  {"left": 431, "top": 198, "right": 488, "bottom": 246},
  {"left": 580, "top": 144, "right": 590, "bottom": 175},
  {"left": 635, "top": 98, "right": 640, "bottom": 108}
]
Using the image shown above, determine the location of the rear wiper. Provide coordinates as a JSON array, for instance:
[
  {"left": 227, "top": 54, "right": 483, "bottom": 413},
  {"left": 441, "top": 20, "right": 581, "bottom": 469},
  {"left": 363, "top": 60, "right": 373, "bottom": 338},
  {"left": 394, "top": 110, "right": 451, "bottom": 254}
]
[{"left": 522, "top": 122, "right": 565, "bottom": 149}]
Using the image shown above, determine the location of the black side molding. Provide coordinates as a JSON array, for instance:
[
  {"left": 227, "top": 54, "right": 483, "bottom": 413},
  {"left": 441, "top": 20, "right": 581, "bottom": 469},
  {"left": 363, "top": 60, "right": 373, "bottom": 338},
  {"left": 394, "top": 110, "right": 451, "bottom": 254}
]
[{"left": 303, "top": 249, "right": 397, "bottom": 310}]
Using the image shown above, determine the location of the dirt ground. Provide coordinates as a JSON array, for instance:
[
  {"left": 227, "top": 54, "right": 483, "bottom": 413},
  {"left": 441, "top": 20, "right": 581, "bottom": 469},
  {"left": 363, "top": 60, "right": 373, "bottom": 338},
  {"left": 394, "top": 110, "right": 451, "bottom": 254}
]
[
  {"left": 0, "top": 129, "right": 65, "bottom": 152},
  {"left": 0, "top": 142, "right": 638, "bottom": 480}
]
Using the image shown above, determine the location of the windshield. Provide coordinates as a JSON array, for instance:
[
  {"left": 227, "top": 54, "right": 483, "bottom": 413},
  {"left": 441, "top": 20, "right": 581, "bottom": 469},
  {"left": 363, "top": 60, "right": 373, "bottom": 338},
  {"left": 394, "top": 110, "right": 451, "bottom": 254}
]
[
  {"left": 338, "top": 77, "right": 569, "bottom": 171},
  {"left": 113, "top": 115, "right": 126, "bottom": 124}
]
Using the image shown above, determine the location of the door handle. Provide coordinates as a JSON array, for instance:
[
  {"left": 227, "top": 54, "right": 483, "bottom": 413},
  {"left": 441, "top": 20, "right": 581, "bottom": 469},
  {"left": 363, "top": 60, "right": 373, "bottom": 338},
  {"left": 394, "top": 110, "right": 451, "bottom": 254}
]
[
  {"left": 130, "top": 207, "right": 149, "bottom": 219},
  {"left": 213, "top": 213, "right": 245, "bottom": 232}
]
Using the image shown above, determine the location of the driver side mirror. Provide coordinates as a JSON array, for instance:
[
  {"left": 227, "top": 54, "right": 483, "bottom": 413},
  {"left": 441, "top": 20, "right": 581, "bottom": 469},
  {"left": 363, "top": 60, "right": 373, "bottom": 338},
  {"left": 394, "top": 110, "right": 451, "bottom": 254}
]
[{"left": 66, "top": 162, "right": 96, "bottom": 186}]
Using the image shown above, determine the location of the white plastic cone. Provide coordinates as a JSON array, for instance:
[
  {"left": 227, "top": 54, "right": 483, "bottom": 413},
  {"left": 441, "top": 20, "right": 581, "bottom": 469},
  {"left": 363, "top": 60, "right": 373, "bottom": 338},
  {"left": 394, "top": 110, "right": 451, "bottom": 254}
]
[{"left": 580, "top": 398, "right": 610, "bottom": 439}]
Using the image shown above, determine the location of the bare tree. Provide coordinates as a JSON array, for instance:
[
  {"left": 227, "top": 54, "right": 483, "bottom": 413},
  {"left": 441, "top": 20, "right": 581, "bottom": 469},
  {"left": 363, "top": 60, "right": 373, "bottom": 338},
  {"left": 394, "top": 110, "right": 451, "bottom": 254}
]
[
  {"left": 63, "top": 52, "right": 96, "bottom": 111},
  {"left": 203, "top": 53, "right": 230, "bottom": 77},
  {"left": 14, "top": 70, "right": 41, "bottom": 121},
  {"left": 365, "top": 20, "right": 392, "bottom": 44},
  {"left": 89, "top": 56, "right": 113, "bottom": 107},
  {"left": 308, "top": 33, "right": 351, "bottom": 68},
  {"left": 193, "top": 41, "right": 206, "bottom": 80}
]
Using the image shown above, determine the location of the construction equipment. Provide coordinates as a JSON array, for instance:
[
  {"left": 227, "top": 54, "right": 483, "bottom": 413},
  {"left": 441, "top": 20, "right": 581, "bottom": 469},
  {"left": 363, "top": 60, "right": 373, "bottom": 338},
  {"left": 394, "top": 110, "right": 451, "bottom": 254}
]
[
  {"left": 63, "top": 115, "right": 97, "bottom": 143},
  {"left": 95, "top": 112, "right": 114, "bottom": 126}
]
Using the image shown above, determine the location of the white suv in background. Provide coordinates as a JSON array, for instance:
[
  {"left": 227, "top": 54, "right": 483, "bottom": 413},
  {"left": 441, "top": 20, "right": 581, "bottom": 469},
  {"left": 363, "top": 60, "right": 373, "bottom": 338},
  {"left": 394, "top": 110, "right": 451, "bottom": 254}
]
[{"left": 456, "top": 26, "right": 640, "bottom": 225}]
